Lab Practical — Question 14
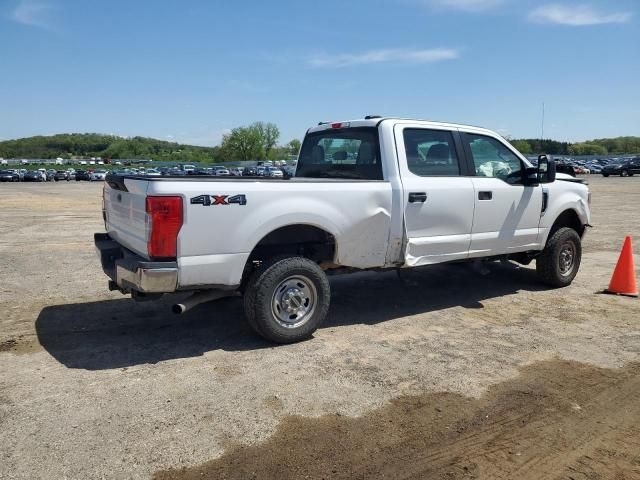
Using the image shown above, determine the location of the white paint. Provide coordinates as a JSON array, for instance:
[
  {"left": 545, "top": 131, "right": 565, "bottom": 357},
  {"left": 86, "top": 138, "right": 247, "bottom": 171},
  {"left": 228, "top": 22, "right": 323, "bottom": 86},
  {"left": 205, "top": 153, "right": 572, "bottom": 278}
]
[{"left": 103, "top": 118, "right": 591, "bottom": 290}]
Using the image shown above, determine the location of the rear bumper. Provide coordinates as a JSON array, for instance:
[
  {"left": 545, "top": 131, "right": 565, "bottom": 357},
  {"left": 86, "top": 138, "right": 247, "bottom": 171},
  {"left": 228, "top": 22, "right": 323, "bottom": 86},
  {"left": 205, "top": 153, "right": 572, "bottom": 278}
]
[{"left": 94, "top": 233, "right": 178, "bottom": 293}]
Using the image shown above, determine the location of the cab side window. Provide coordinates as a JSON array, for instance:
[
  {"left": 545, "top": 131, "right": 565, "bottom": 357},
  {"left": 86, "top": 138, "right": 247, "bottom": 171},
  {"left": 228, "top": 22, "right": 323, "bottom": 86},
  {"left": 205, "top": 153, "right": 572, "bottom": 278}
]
[
  {"left": 403, "top": 129, "right": 461, "bottom": 176},
  {"left": 464, "top": 134, "right": 523, "bottom": 184}
]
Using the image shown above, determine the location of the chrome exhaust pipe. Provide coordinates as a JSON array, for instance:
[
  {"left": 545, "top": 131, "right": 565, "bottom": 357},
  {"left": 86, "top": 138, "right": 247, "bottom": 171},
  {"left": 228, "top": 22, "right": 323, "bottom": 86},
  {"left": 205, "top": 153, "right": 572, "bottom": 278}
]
[{"left": 172, "top": 290, "right": 235, "bottom": 314}]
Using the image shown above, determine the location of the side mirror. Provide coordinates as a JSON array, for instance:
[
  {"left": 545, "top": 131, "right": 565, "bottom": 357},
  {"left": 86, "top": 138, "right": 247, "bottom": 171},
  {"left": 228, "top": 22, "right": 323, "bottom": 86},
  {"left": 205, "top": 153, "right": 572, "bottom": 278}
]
[{"left": 537, "top": 155, "right": 556, "bottom": 184}]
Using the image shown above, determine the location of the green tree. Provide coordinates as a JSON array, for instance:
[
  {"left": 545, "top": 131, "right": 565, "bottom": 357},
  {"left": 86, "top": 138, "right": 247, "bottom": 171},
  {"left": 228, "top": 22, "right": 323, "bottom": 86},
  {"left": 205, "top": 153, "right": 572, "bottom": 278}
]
[
  {"left": 252, "top": 122, "right": 280, "bottom": 159},
  {"left": 287, "top": 139, "right": 301, "bottom": 156},
  {"left": 220, "top": 126, "right": 265, "bottom": 161},
  {"left": 510, "top": 140, "right": 532, "bottom": 154},
  {"left": 568, "top": 143, "right": 608, "bottom": 156}
]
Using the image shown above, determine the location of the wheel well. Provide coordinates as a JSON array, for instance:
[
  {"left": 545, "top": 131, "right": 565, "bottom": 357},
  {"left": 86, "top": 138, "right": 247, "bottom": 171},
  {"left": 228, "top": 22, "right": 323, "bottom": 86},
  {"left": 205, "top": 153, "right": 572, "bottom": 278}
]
[
  {"left": 247, "top": 225, "right": 336, "bottom": 266},
  {"left": 549, "top": 209, "right": 585, "bottom": 239}
]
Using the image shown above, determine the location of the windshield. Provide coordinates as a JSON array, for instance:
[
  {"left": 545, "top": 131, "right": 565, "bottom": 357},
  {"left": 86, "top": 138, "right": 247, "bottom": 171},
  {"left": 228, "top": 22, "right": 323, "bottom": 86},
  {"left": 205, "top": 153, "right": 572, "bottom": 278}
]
[{"left": 296, "top": 127, "right": 383, "bottom": 180}]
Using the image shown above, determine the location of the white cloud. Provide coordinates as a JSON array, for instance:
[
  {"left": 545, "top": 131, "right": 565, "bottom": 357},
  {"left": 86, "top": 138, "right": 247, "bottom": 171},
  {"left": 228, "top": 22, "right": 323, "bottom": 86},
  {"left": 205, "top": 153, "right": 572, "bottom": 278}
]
[
  {"left": 428, "top": 0, "right": 504, "bottom": 12},
  {"left": 529, "top": 4, "right": 632, "bottom": 26},
  {"left": 309, "top": 48, "right": 459, "bottom": 68},
  {"left": 11, "top": 0, "right": 57, "bottom": 30}
]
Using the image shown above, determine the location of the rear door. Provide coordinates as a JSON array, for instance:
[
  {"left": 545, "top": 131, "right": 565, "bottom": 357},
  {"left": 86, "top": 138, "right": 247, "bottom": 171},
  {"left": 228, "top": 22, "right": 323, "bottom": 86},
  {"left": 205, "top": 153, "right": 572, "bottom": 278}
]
[
  {"left": 393, "top": 124, "right": 475, "bottom": 266},
  {"left": 460, "top": 132, "right": 543, "bottom": 257}
]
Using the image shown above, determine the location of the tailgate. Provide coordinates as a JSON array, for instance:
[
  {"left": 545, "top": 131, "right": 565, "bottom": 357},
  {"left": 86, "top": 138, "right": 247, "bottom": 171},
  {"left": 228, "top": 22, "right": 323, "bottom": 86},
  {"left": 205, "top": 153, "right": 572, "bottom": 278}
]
[{"left": 104, "top": 176, "right": 149, "bottom": 257}]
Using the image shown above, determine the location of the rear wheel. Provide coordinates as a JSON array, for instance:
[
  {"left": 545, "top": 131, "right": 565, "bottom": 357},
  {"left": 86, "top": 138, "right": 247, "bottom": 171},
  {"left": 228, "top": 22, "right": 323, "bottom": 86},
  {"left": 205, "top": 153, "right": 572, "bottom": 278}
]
[
  {"left": 536, "top": 227, "right": 581, "bottom": 287},
  {"left": 244, "top": 256, "right": 330, "bottom": 343},
  {"left": 621, "top": 170, "right": 629, "bottom": 177},
  {"left": 602, "top": 173, "right": 609, "bottom": 177}
]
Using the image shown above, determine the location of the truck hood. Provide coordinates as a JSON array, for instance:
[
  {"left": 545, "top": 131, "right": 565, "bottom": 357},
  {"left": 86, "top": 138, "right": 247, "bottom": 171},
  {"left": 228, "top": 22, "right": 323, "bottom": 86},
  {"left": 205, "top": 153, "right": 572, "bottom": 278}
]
[{"left": 556, "top": 172, "right": 586, "bottom": 184}]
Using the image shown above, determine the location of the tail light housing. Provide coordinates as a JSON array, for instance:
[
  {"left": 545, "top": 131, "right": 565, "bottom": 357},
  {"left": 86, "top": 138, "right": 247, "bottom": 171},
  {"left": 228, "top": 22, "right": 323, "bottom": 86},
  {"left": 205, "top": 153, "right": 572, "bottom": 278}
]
[{"left": 146, "top": 196, "right": 183, "bottom": 259}]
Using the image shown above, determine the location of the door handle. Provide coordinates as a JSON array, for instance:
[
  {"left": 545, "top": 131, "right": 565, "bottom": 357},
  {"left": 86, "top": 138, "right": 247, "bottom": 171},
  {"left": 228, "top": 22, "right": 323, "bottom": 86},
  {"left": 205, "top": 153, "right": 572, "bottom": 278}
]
[
  {"left": 409, "top": 192, "right": 427, "bottom": 203},
  {"left": 478, "top": 191, "right": 492, "bottom": 200}
]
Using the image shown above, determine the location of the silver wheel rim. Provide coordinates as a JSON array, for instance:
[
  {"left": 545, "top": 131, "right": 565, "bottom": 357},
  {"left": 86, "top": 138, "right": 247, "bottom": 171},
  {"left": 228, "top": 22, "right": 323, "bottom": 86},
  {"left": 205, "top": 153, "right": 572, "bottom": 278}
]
[
  {"left": 559, "top": 241, "right": 576, "bottom": 277},
  {"left": 271, "top": 275, "right": 317, "bottom": 329}
]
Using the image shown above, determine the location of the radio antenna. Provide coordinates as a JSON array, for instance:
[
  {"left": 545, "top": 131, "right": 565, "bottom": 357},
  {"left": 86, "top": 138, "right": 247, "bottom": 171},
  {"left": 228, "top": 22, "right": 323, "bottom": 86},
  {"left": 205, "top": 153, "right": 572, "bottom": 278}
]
[{"left": 541, "top": 102, "right": 545, "bottom": 141}]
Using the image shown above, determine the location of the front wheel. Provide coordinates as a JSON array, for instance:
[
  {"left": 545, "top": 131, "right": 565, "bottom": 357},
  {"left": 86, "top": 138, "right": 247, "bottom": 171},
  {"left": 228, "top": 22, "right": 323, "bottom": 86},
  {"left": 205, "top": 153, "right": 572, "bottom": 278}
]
[
  {"left": 243, "top": 256, "right": 330, "bottom": 343},
  {"left": 602, "top": 173, "right": 609, "bottom": 177},
  {"left": 536, "top": 227, "right": 582, "bottom": 287},
  {"left": 621, "top": 170, "right": 629, "bottom": 177}
]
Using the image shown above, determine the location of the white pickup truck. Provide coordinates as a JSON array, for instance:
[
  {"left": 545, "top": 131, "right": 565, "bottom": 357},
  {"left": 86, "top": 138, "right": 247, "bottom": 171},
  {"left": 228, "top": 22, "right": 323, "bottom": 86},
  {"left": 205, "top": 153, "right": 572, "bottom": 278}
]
[{"left": 96, "top": 117, "right": 591, "bottom": 343}]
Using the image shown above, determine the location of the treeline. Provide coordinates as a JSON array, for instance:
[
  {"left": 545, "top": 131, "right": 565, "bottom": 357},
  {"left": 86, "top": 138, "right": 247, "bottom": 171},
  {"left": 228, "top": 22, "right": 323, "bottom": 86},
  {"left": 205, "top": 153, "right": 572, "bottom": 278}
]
[
  {"left": 3, "top": 129, "right": 638, "bottom": 162},
  {"left": 0, "top": 127, "right": 301, "bottom": 162},
  {"left": 0, "top": 133, "right": 219, "bottom": 162},
  {"left": 510, "top": 136, "right": 640, "bottom": 156}
]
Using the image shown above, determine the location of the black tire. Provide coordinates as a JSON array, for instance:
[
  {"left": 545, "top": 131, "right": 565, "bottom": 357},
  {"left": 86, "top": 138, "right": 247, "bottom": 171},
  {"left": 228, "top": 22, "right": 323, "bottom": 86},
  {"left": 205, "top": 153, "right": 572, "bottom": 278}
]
[
  {"left": 243, "top": 256, "right": 330, "bottom": 343},
  {"left": 602, "top": 173, "right": 609, "bottom": 177},
  {"left": 536, "top": 227, "right": 582, "bottom": 287},
  {"left": 620, "top": 170, "right": 628, "bottom": 177}
]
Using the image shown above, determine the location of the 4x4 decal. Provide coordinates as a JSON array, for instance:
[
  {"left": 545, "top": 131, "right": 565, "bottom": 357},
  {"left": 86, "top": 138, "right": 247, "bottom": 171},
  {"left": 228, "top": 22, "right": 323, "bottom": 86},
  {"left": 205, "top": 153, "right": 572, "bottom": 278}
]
[{"left": 190, "top": 194, "right": 247, "bottom": 206}]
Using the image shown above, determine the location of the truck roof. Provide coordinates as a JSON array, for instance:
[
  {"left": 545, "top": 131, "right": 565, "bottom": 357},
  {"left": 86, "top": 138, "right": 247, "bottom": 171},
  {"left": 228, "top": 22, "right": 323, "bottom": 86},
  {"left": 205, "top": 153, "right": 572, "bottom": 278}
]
[{"left": 307, "top": 117, "right": 497, "bottom": 136}]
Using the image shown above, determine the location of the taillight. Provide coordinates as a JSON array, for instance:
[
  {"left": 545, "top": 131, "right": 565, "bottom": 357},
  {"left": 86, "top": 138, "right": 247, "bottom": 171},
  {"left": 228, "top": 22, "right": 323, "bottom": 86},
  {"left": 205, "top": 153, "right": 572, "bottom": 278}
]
[{"left": 146, "top": 196, "right": 183, "bottom": 259}]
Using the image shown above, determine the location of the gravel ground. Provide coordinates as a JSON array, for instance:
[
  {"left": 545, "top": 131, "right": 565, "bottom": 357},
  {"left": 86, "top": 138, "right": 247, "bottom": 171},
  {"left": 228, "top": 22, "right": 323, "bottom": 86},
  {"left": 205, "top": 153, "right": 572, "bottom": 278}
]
[{"left": 0, "top": 176, "right": 639, "bottom": 479}]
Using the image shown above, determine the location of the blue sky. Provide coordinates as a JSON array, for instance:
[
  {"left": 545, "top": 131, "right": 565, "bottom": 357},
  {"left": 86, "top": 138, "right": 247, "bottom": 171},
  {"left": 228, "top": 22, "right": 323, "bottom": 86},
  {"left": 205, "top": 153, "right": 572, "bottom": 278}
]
[{"left": 1, "top": 0, "right": 638, "bottom": 145}]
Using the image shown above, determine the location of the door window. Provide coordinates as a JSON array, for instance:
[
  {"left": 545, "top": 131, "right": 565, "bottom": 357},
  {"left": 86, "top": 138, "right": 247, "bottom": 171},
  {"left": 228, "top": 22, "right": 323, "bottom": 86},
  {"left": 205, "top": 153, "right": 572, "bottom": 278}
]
[
  {"left": 403, "top": 129, "right": 461, "bottom": 176},
  {"left": 465, "top": 134, "right": 523, "bottom": 184}
]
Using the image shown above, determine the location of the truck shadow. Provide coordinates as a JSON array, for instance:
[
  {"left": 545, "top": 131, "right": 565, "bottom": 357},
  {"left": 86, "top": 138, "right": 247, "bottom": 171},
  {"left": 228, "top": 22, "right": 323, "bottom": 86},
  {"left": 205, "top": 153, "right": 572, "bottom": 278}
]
[{"left": 35, "top": 262, "right": 548, "bottom": 370}]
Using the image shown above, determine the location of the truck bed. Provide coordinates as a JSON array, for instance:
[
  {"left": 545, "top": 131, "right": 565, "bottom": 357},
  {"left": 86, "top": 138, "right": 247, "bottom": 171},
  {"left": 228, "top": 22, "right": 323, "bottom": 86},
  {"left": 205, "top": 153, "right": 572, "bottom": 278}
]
[{"left": 103, "top": 174, "right": 396, "bottom": 289}]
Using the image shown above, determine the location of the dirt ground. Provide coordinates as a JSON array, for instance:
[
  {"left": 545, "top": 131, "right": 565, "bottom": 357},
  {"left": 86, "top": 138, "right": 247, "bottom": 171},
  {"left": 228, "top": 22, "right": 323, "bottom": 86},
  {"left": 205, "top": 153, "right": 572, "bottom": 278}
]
[{"left": 0, "top": 176, "right": 639, "bottom": 480}]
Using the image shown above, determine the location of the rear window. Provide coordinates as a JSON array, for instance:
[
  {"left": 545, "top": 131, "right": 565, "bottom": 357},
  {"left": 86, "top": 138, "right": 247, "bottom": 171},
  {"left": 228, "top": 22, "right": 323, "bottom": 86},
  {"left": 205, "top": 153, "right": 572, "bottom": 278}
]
[{"left": 296, "top": 127, "right": 383, "bottom": 180}]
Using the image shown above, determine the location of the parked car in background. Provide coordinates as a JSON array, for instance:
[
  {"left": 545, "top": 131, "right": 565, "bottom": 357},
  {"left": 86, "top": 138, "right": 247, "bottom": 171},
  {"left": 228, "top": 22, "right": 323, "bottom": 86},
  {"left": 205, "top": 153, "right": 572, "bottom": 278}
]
[
  {"left": 266, "top": 166, "right": 284, "bottom": 178},
  {"left": 144, "top": 168, "right": 162, "bottom": 176},
  {"left": 75, "top": 170, "right": 91, "bottom": 181},
  {"left": 191, "top": 168, "right": 211, "bottom": 176},
  {"left": 90, "top": 170, "right": 108, "bottom": 181},
  {"left": 23, "top": 170, "right": 44, "bottom": 182},
  {"left": 212, "top": 166, "right": 230, "bottom": 176},
  {"left": 7, "top": 169, "right": 24, "bottom": 181},
  {"left": 163, "top": 168, "right": 187, "bottom": 176},
  {"left": 243, "top": 166, "right": 258, "bottom": 176},
  {"left": 602, "top": 157, "right": 640, "bottom": 177},
  {"left": 256, "top": 166, "right": 266, "bottom": 176},
  {"left": 0, "top": 170, "right": 20, "bottom": 182},
  {"left": 282, "top": 166, "right": 296, "bottom": 179},
  {"left": 54, "top": 170, "right": 69, "bottom": 181}
]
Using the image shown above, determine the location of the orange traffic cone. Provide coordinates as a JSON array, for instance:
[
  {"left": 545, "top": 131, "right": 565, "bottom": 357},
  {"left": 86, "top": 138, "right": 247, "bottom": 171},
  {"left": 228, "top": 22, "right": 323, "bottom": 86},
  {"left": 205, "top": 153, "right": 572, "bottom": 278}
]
[{"left": 605, "top": 236, "right": 638, "bottom": 297}]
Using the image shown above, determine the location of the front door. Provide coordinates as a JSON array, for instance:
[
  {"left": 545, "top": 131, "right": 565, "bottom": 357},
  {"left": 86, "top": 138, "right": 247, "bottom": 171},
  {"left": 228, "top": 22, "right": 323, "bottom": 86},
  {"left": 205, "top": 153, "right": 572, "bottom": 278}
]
[
  {"left": 461, "top": 132, "right": 543, "bottom": 257},
  {"left": 394, "top": 125, "right": 475, "bottom": 266}
]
